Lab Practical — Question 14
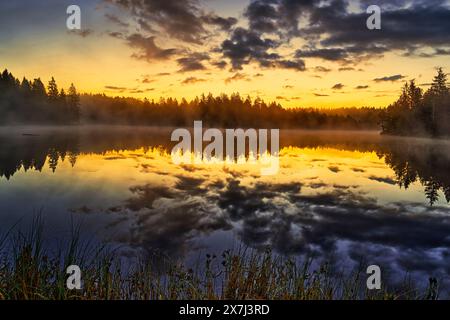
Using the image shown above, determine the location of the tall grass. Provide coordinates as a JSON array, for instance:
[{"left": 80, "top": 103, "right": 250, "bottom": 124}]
[{"left": 0, "top": 219, "right": 442, "bottom": 300}]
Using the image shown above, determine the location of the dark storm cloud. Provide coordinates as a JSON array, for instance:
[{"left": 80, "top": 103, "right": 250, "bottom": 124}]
[
  {"left": 126, "top": 34, "right": 178, "bottom": 61},
  {"left": 373, "top": 74, "right": 406, "bottom": 82},
  {"left": 176, "top": 52, "right": 210, "bottom": 72}
]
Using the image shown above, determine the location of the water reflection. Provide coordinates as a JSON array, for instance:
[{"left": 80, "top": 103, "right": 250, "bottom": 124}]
[
  {"left": 1, "top": 128, "right": 449, "bottom": 205},
  {"left": 1, "top": 128, "right": 450, "bottom": 289}
]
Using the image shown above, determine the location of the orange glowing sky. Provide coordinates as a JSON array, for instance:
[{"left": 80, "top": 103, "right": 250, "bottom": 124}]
[{"left": 1, "top": 0, "right": 449, "bottom": 108}]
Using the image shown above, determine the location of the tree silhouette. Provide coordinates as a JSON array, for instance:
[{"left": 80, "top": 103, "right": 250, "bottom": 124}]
[
  {"left": 47, "top": 77, "right": 59, "bottom": 102},
  {"left": 381, "top": 67, "right": 449, "bottom": 137},
  {"left": 0, "top": 70, "right": 81, "bottom": 124},
  {"left": 68, "top": 83, "right": 80, "bottom": 123}
]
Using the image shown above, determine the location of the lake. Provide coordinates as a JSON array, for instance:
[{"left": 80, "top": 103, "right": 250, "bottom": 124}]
[{"left": 0, "top": 126, "right": 449, "bottom": 290}]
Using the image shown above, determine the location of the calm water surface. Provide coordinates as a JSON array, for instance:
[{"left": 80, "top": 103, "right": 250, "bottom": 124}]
[{"left": 0, "top": 126, "right": 449, "bottom": 289}]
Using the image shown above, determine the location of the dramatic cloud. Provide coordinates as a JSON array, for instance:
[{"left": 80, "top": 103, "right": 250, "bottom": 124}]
[
  {"left": 106, "top": 0, "right": 206, "bottom": 44},
  {"left": 105, "top": 0, "right": 450, "bottom": 73},
  {"left": 219, "top": 27, "right": 306, "bottom": 71},
  {"left": 107, "top": 0, "right": 238, "bottom": 44},
  {"left": 244, "top": 0, "right": 315, "bottom": 37},
  {"left": 239, "top": 0, "right": 450, "bottom": 66},
  {"left": 221, "top": 27, "right": 280, "bottom": 70},
  {"left": 355, "top": 85, "right": 369, "bottom": 89}
]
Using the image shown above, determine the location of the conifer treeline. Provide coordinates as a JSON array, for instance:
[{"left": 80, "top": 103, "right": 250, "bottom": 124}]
[
  {"left": 0, "top": 68, "right": 382, "bottom": 129},
  {"left": 381, "top": 68, "right": 450, "bottom": 136},
  {"left": 81, "top": 93, "right": 381, "bottom": 129},
  {"left": 2, "top": 67, "right": 449, "bottom": 135},
  {"left": 0, "top": 69, "right": 80, "bottom": 124}
]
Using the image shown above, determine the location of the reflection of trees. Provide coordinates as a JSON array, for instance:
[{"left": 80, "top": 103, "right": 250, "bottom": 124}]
[
  {"left": 376, "top": 141, "right": 450, "bottom": 205},
  {"left": 1, "top": 128, "right": 449, "bottom": 205},
  {"left": 0, "top": 133, "right": 80, "bottom": 179},
  {"left": 0, "top": 127, "right": 173, "bottom": 179}
]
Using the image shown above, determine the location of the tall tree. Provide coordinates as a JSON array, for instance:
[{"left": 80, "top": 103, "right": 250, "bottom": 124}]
[
  {"left": 430, "top": 67, "right": 448, "bottom": 97},
  {"left": 407, "top": 80, "right": 422, "bottom": 110},
  {"left": 31, "top": 78, "right": 46, "bottom": 97},
  {"left": 68, "top": 83, "right": 80, "bottom": 123},
  {"left": 47, "top": 77, "right": 59, "bottom": 103}
]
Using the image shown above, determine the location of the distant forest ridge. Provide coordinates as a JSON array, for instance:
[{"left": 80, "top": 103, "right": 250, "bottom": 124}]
[{"left": 0, "top": 67, "right": 448, "bottom": 134}]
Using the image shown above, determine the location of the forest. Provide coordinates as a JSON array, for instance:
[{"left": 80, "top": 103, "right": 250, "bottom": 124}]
[
  {"left": 380, "top": 68, "right": 450, "bottom": 137},
  {"left": 0, "top": 69, "right": 80, "bottom": 124},
  {"left": 1, "top": 67, "right": 449, "bottom": 135},
  {"left": 0, "top": 68, "right": 380, "bottom": 129}
]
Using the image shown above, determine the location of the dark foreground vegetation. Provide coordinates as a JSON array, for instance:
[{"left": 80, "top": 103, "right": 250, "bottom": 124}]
[{"left": 0, "top": 218, "right": 442, "bottom": 300}]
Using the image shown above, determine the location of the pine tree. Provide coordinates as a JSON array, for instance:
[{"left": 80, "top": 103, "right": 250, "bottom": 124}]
[
  {"left": 47, "top": 77, "right": 59, "bottom": 102},
  {"left": 21, "top": 78, "right": 32, "bottom": 94},
  {"left": 68, "top": 83, "right": 80, "bottom": 123},
  {"left": 430, "top": 67, "right": 448, "bottom": 97},
  {"left": 31, "top": 78, "right": 46, "bottom": 97},
  {"left": 59, "top": 88, "right": 68, "bottom": 119},
  {"left": 423, "top": 68, "right": 449, "bottom": 135},
  {"left": 407, "top": 80, "right": 422, "bottom": 110}
]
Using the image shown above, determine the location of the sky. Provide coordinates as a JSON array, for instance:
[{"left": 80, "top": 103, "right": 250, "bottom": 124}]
[{"left": 0, "top": 0, "right": 449, "bottom": 108}]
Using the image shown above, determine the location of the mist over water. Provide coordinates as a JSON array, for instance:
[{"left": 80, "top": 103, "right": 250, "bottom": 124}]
[{"left": 0, "top": 126, "right": 449, "bottom": 290}]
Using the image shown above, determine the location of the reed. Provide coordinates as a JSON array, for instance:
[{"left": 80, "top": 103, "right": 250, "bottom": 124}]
[{"left": 0, "top": 219, "right": 441, "bottom": 300}]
